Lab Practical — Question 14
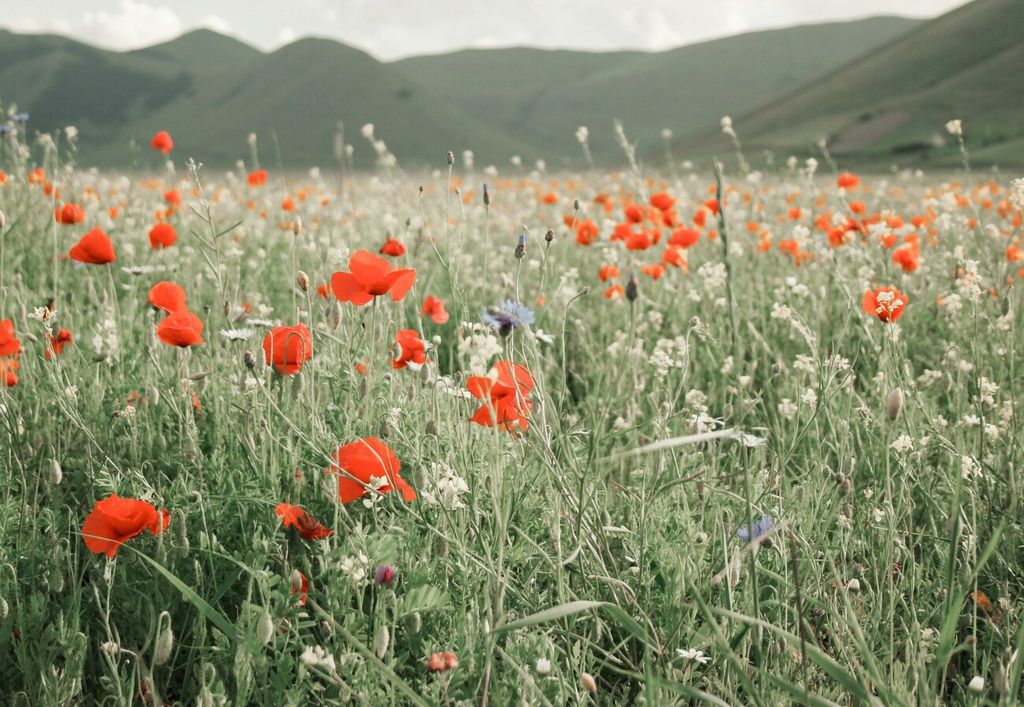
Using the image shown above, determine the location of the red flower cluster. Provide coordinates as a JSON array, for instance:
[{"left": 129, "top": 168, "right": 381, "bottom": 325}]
[{"left": 467, "top": 361, "right": 534, "bottom": 431}]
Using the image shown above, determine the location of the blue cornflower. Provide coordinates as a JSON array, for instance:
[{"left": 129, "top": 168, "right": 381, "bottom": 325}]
[
  {"left": 482, "top": 299, "right": 535, "bottom": 337},
  {"left": 12, "top": 113, "right": 29, "bottom": 123},
  {"left": 737, "top": 514, "right": 773, "bottom": 543},
  {"left": 0, "top": 124, "right": 10, "bottom": 136}
]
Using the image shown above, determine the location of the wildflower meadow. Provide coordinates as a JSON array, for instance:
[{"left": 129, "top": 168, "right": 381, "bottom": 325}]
[{"left": 1, "top": 116, "right": 1023, "bottom": 706}]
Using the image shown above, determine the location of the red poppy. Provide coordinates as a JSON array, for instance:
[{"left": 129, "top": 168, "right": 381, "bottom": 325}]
[
  {"left": 290, "top": 569, "right": 309, "bottom": 606},
  {"left": 0, "top": 319, "right": 21, "bottom": 357},
  {"left": 837, "top": 172, "right": 860, "bottom": 190},
  {"left": 327, "top": 437, "right": 416, "bottom": 504},
  {"left": 275, "top": 503, "right": 333, "bottom": 540},
  {"left": 576, "top": 219, "right": 599, "bottom": 246},
  {"left": 604, "top": 284, "right": 624, "bottom": 299},
  {"left": 54, "top": 203, "right": 86, "bottom": 225},
  {"left": 281, "top": 197, "right": 296, "bottom": 212},
  {"left": 624, "top": 204, "right": 644, "bottom": 223},
  {"left": 379, "top": 237, "right": 406, "bottom": 257},
  {"left": 81, "top": 494, "right": 170, "bottom": 558},
  {"left": 467, "top": 360, "right": 534, "bottom": 431},
  {"left": 157, "top": 310, "right": 205, "bottom": 347},
  {"left": 598, "top": 265, "right": 620, "bottom": 282},
  {"left": 146, "top": 222, "right": 177, "bottom": 250},
  {"left": 541, "top": 192, "right": 559, "bottom": 204},
  {"left": 69, "top": 228, "right": 116, "bottom": 264},
  {"left": 427, "top": 652, "right": 459, "bottom": 672},
  {"left": 392, "top": 329, "right": 426, "bottom": 369},
  {"left": 0, "top": 357, "right": 17, "bottom": 387},
  {"left": 44, "top": 329, "right": 72, "bottom": 360},
  {"left": 641, "top": 263, "right": 666, "bottom": 280},
  {"left": 247, "top": 170, "right": 268, "bottom": 187},
  {"left": 331, "top": 250, "right": 416, "bottom": 306},
  {"left": 625, "top": 230, "right": 652, "bottom": 251},
  {"left": 148, "top": 281, "right": 188, "bottom": 314},
  {"left": 669, "top": 227, "right": 700, "bottom": 248},
  {"left": 662, "top": 245, "right": 688, "bottom": 269},
  {"left": 650, "top": 192, "right": 675, "bottom": 211},
  {"left": 892, "top": 246, "right": 919, "bottom": 272},
  {"left": 150, "top": 131, "right": 174, "bottom": 154},
  {"left": 164, "top": 189, "right": 181, "bottom": 206},
  {"left": 263, "top": 324, "right": 312, "bottom": 375},
  {"left": 862, "top": 287, "right": 908, "bottom": 323},
  {"left": 421, "top": 295, "right": 449, "bottom": 324}
]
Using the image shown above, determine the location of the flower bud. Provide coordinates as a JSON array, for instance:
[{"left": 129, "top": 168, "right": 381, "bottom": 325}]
[
  {"left": 515, "top": 232, "right": 526, "bottom": 259},
  {"left": 535, "top": 657, "right": 551, "bottom": 675},
  {"left": 244, "top": 350, "right": 257, "bottom": 370},
  {"left": 581, "top": 672, "right": 597, "bottom": 694},
  {"left": 446, "top": 150, "right": 454, "bottom": 165},
  {"left": 292, "top": 217, "right": 302, "bottom": 237},
  {"left": 374, "top": 624, "right": 390, "bottom": 658},
  {"left": 886, "top": 388, "right": 903, "bottom": 421},
  {"left": 153, "top": 611, "right": 174, "bottom": 665},
  {"left": 544, "top": 229, "right": 554, "bottom": 243},
  {"left": 846, "top": 578, "right": 861, "bottom": 592},
  {"left": 968, "top": 675, "right": 984, "bottom": 694},
  {"left": 296, "top": 271, "right": 309, "bottom": 292},
  {"left": 45, "top": 458, "right": 62, "bottom": 485},
  {"left": 625, "top": 274, "right": 639, "bottom": 302},
  {"left": 0, "top": 208, "right": 6, "bottom": 231},
  {"left": 255, "top": 606, "right": 275, "bottom": 645},
  {"left": 483, "top": 183, "right": 490, "bottom": 206},
  {"left": 374, "top": 565, "right": 396, "bottom": 585}
]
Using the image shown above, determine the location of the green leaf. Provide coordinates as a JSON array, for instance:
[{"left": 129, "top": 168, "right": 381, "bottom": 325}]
[{"left": 493, "top": 600, "right": 654, "bottom": 647}]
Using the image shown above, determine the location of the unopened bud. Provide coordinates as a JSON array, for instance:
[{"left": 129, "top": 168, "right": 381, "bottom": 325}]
[
  {"left": 446, "top": 150, "right": 454, "bottom": 165},
  {"left": 886, "top": 388, "right": 903, "bottom": 421},
  {"left": 846, "top": 578, "right": 861, "bottom": 593},
  {"left": 153, "top": 611, "right": 174, "bottom": 665},
  {"left": 292, "top": 216, "right": 302, "bottom": 236},
  {"left": 244, "top": 350, "right": 257, "bottom": 370},
  {"left": 296, "top": 271, "right": 309, "bottom": 292},
  {"left": 515, "top": 232, "right": 526, "bottom": 259},
  {"left": 573, "top": 199, "right": 580, "bottom": 211},
  {"left": 625, "top": 274, "right": 638, "bottom": 302},
  {"left": 581, "top": 672, "right": 597, "bottom": 694},
  {"left": 0, "top": 208, "right": 6, "bottom": 231},
  {"left": 483, "top": 183, "right": 490, "bottom": 206},
  {"left": 374, "top": 624, "right": 390, "bottom": 658},
  {"left": 256, "top": 607, "right": 275, "bottom": 645},
  {"left": 328, "top": 300, "right": 343, "bottom": 330},
  {"left": 45, "top": 459, "right": 62, "bottom": 485},
  {"left": 544, "top": 229, "right": 554, "bottom": 243}
]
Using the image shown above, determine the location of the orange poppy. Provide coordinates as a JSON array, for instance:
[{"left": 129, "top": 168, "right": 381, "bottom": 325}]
[
  {"left": 149, "top": 222, "right": 177, "bottom": 249},
  {"left": 275, "top": 503, "right": 333, "bottom": 540},
  {"left": 81, "top": 494, "right": 170, "bottom": 558},
  {"left": 157, "top": 310, "right": 205, "bottom": 347},
  {"left": 150, "top": 131, "right": 174, "bottom": 154},
  {"left": 328, "top": 436, "right": 416, "bottom": 504},
  {"left": 467, "top": 360, "right": 534, "bottom": 431},
  {"left": 263, "top": 324, "right": 313, "bottom": 375},
  {"left": 54, "top": 203, "right": 86, "bottom": 225},
  {"left": 69, "top": 228, "right": 116, "bottom": 264},
  {"left": 862, "top": 287, "right": 908, "bottom": 323},
  {"left": 421, "top": 295, "right": 449, "bottom": 324},
  {"left": 44, "top": 329, "right": 72, "bottom": 360},
  {"left": 148, "top": 281, "right": 188, "bottom": 314},
  {"left": 331, "top": 250, "right": 415, "bottom": 306},
  {"left": 379, "top": 237, "right": 406, "bottom": 257}
]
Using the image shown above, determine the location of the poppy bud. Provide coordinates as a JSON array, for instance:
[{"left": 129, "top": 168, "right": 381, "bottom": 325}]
[
  {"left": 581, "top": 672, "right": 597, "bottom": 694},
  {"left": 968, "top": 676, "right": 984, "bottom": 694},
  {"left": 483, "top": 183, "right": 490, "bottom": 206},
  {"left": 328, "top": 300, "right": 343, "bottom": 330},
  {"left": 45, "top": 459, "right": 62, "bottom": 485},
  {"left": 446, "top": 150, "right": 454, "bottom": 165},
  {"left": 994, "top": 661, "right": 1009, "bottom": 695},
  {"left": 1001, "top": 296, "right": 1010, "bottom": 316},
  {"left": 256, "top": 607, "right": 275, "bottom": 646},
  {"left": 544, "top": 229, "right": 554, "bottom": 243},
  {"left": 578, "top": 286, "right": 591, "bottom": 297},
  {"left": 625, "top": 274, "right": 638, "bottom": 302},
  {"left": 573, "top": 199, "right": 580, "bottom": 211},
  {"left": 244, "top": 350, "right": 257, "bottom": 370},
  {"left": 433, "top": 535, "right": 448, "bottom": 557},
  {"left": 154, "top": 611, "right": 174, "bottom": 665},
  {"left": 296, "top": 270, "right": 310, "bottom": 292},
  {"left": 0, "top": 596, "right": 7, "bottom": 620},
  {"left": 515, "top": 232, "right": 526, "bottom": 259},
  {"left": 406, "top": 611, "right": 422, "bottom": 634},
  {"left": 535, "top": 657, "right": 551, "bottom": 675},
  {"left": 148, "top": 384, "right": 160, "bottom": 407},
  {"left": 846, "top": 578, "right": 861, "bottom": 592},
  {"left": 292, "top": 217, "right": 302, "bottom": 237},
  {"left": 374, "top": 625, "right": 390, "bottom": 658},
  {"left": 374, "top": 565, "right": 396, "bottom": 585},
  {"left": 886, "top": 388, "right": 903, "bottom": 421}
]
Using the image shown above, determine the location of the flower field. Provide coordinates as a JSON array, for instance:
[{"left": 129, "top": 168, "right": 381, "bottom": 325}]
[{"left": 1, "top": 125, "right": 1023, "bottom": 705}]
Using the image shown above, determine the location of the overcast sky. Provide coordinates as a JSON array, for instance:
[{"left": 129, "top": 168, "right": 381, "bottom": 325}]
[{"left": 0, "top": 0, "right": 967, "bottom": 60}]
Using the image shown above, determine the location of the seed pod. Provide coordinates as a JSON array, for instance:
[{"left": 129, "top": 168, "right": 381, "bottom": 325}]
[
  {"left": 544, "top": 229, "right": 554, "bottom": 243},
  {"left": 886, "top": 388, "right": 903, "bottom": 421},
  {"left": 296, "top": 271, "right": 309, "bottom": 292},
  {"left": 243, "top": 350, "right": 257, "bottom": 370},
  {"left": 154, "top": 611, "right": 174, "bottom": 665}
]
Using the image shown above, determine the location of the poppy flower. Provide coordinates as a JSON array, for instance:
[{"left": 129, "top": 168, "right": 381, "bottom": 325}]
[
  {"left": 541, "top": 192, "right": 559, "bottom": 204},
  {"left": 650, "top": 192, "right": 675, "bottom": 211},
  {"left": 604, "top": 284, "right": 624, "bottom": 299},
  {"left": 0, "top": 319, "right": 21, "bottom": 357},
  {"left": 148, "top": 281, "right": 188, "bottom": 314},
  {"left": 598, "top": 265, "right": 620, "bottom": 282},
  {"left": 275, "top": 503, "right": 333, "bottom": 540},
  {"left": 892, "top": 246, "right": 919, "bottom": 272},
  {"left": 148, "top": 222, "right": 177, "bottom": 249},
  {"left": 862, "top": 287, "right": 908, "bottom": 323},
  {"left": 641, "top": 263, "right": 666, "bottom": 280},
  {"left": 263, "top": 324, "right": 312, "bottom": 375},
  {"left": 392, "top": 329, "right": 426, "bottom": 369},
  {"left": 467, "top": 360, "right": 534, "bottom": 431},
  {"left": 150, "top": 131, "right": 174, "bottom": 154},
  {"left": 290, "top": 569, "right": 309, "bottom": 605},
  {"left": 247, "top": 170, "right": 268, "bottom": 187},
  {"left": 379, "top": 237, "right": 406, "bottom": 257},
  {"left": 54, "top": 203, "right": 85, "bottom": 225},
  {"left": 69, "top": 228, "right": 116, "bottom": 264},
  {"left": 837, "top": 172, "right": 860, "bottom": 190},
  {"left": 576, "top": 220, "right": 599, "bottom": 246},
  {"left": 164, "top": 189, "right": 181, "bottom": 206},
  {"left": 662, "top": 245, "right": 688, "bottom": 269},
  {"left": 281, "top": 197, "right": 296, "bottom": 212},
  {"left": 624, "top": 204, "right": 644, "bottom": 223},
  {"left": 44, "top": 328, "right": 72, "bottom": 360},
  {"left": 0, "top": 357, "right": 17, "bottom": 387},
  {"left": 625, "top": 230, "right": 652, "bottom": 251},
  {"left": 328, "top": 436, "right": 416, "bottom": 504},
  {"left": 421, "top": 295, "right": 449, "bottom": 324},
  {"left": 427, "top": 652, "right": 459, "bottom": 672},
  {"left": 331, "top": 250, "right": 416, "bottom": 306},
  {"left": 81, "top": 494, "right": 170, "bottom": 558},
  {"left": 157, "top": 310, "right": 205, "bottom": 347},
  {"left": 670, "top": 227, "right": 700, "bottom": 248}
]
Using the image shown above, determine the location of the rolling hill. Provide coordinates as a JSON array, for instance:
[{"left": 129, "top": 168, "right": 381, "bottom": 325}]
[
  {"left": 670, "top": 0, "right": 1024, "bottom": 169},
  {"left": 394, "top": 16, "right": 921, "bottom": 165}
]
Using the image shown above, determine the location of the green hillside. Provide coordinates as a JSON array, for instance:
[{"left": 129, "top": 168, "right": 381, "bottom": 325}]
[
  {"left": 672, "top": 0, "right": 1024, "bottom": 170},
  {"left": 395, "top": 17, "right": 921, "bottom": 165},
  {"left": 129, "top": 28, "right": 262, "bottom": 69}
]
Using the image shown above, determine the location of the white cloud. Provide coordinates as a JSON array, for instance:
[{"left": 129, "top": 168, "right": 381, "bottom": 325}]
[
  {"left": 198, "top": 14, "right": 232, "bottom": 35},
  {"left": 80, "top": 0, "right": 183, "bottom": 49},
  {"left": 276, "top": 26, "right": 297, "bottom": 45}
]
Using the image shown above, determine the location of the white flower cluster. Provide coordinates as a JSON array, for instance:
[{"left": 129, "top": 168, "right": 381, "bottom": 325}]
[
  {"left": 340, "top": 551, "right": 369, "bottom": 584},
  {"left": 458, "top": 323, "right": 502, "bottom": 375},
  {"left": 648, "top": 336, "right": 688, "bottom": 377},
  {"left": 422, "top": 462, "right": 470, "bottom": 509}
]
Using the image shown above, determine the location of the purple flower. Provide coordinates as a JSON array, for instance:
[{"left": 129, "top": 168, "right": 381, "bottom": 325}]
[
  {"left": 737, "top": 514, "right": 773, "bottom": 543},
  {"left": 482, "top": 299, "right": 534, "bottom": 337},
  {"left": 374, "top": 565, "right": 396, "bottom": 586}
]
